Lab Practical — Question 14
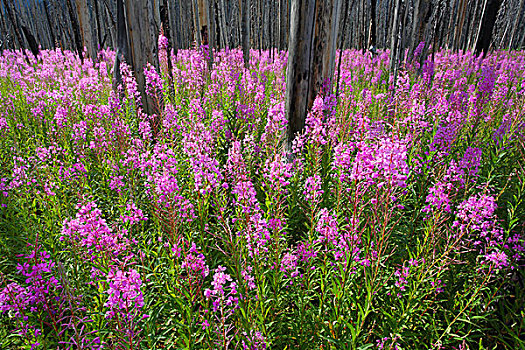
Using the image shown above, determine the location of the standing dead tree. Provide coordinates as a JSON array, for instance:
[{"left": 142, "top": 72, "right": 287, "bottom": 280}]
[
  {"left": 285, "top": 0, "right": 342, "bottom": 154},
  {"left": 2, "top": 0, "right": 524, "bottom": 68},
  {"left": 75, "top": 0, "right": 96, "bottom": 58},
  {"left": 112, "top": 0, "right": 129, "bottom": 92},
  {"left": 124, "top": 0, "right": 161, "bottom": 116},
  {"left": 1, "top": 0, "right": 29, "bottom": 55},
  {"left": 241, "top": 0, "right": 250, "bottom": 67},
  {"left": 475, "top": 0, "right": 503, "bottom": 54}
]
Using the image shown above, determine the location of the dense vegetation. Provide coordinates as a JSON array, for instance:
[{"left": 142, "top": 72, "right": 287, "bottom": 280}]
[{"left": 0, "top": 44, "right": 524, "bottom": 349}]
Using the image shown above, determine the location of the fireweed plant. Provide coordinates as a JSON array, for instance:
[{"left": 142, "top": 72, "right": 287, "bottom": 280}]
[{"left": 0, "top": 41, "right": 524, "bottom": 349}]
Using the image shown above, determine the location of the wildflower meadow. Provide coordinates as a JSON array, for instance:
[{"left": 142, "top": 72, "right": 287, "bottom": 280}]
[{"left": 0, "top": 42, "right": 524, "bottom": 349}]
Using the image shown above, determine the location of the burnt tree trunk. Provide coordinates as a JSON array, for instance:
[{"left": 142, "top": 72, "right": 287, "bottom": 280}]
[
  {"left": 509, "top": 0, "right": 525, "bottom": 49},
  {"left": 2, "top": 0, "right": 26, "bottom": 51},
  {"left": 124, "top": 0, "right": 161, "bottom": 116},
  {"left": 160, "top": 0, "right": 175, "bottom": 83},
  {"left": 241, "top": 0, "right": 251, "bottom": 67},
  {"left": 66, "top": 0, "right": 85, "bottom": 60},
  {"left": 285, "top": 0, "right": 342, "bottom": 155},
  {"left": 197, "top": 0, "right": 210, "bottom": 45},
  {"left": 370, "top": 0, "right": 377, "bottom": 49},
  {"left": 0, "top": 5, "right": 8, "bottom": 50},
  {"left": 475, "top": 0, "right": 503, "bottom": 54},
  {"left": 42, "top": 0, "right": 57, "bottom": 48},
  {"left": 453, "top": 0, "right": 467, "bottom": 49},
  {"left": 336, "top": 0, "right": 350, "bottom": 98},
  {"left": 219, "top": 0, "right": 229, "bottom": 48},
  {"left": 208, "top": 0, "right": 216, "bottom": 67},
  {"left": 278, "top": 0, "right": 287, "bottom": 50},
  {"left": 214, "top": 1, "right": 222, "bottom": 50},
  {"left": 94, "top": 0, "right": 102, "bottom": 51},
  {"left": 389, "top": 0, "right": 401, "bottom": 71},
  {"left": 75, "top": 0, "right": 96, "bottom": 58},
  {"left": 192, "top": 0, "right": 202, "bottom": 46},
  {"left": 112, "top": 0, "right": 129, "bottom": 91},
  {"left": 20, "top": 25, "right": 39, "bottom": 58},
  {"left": 168, "top": 0, "right": 181, "bottom": 55},
  {"left": 410, "top": 0, "right": 432, "bottom": 54}
]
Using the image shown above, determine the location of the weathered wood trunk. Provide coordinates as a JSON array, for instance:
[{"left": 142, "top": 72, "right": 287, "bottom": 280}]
[
  {"left": 475, "top": 0, "right": 503, "bottom": 54},
  {"left": 2, "top": 0, "right": 27, "bottom": 52},
  {"left": 100, "top": 0, "right": 117, "bottom": 48},
  {"left": 410, "top": 0, "right": 432, "bottom": 54},
  {"left": 197, "top": 0, "right": 210, "bottom": 45},
  {"left": 123, "top": 0, "right": 161, "bottom": 116},
  {"left": 93, "top": 0, "right": 102, "bottom": 50},
  {"left": 75, "top": 0, "right": 97, "bottom": 58},
  {"left": 370, "top": 0, "right": 377, "bottom": 48},
  {"left": 207, "top": 0, "right": 216, "bottom": 67},
  {"left": 192, "top": 0, "right": 202, "bottom": 46},
  {"left": 241, "top": 0, "right": 251, "bottom": 67},
  {"left": 335, "top": 0, "right": 350, "bottom": 98},
  {"left": 285, "top": 0, "right": 342, "bottom": 154},
  {"left": 3, "top": 0, "right": 39, "bottom": 57},
  {"left": 219, "top": 0, "right": 229, "bottom": 48},
  {"left": 66, "top": 0, "right": 85, "bottom": 60},
  {"left": 160, "top": 0, "right": 171, "bottom": 48},
  {"left": 168, "top": 0, "right": 181, "bottom": 55},
  {"left": 112, "top": 0, "right": 129, "bottom": 92},
  {"left": 509, "top": 0, "right": 525, "bottom": 49},
  {"left": 0, "top": 6, "right": 8, "bottom": 50},
  {"left": 20, "top": 25, "right": 39, "bottom": 58},
  {"left": 278, "top": 0, "right": 287, "bottom": 50},
  {"left": 453, "top": 0, "right": 467, "bottom": 49},
  {"left": 213, "top": 1, "right": 222, "bottom": 50},
  {"left": 389, "top": 0, "right": 401, "bottom": 71}
]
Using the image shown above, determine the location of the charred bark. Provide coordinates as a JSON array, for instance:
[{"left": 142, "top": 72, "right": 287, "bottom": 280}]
[
  {"left": 241, "top": 0, "right": 251, "bottom": 67},
  {"left": 475, "top": 0, "right": 503, "bottom": 54},
  {"left": 43, "top": 0, "right": 56, "bottom": 47},
  {"left": 66, "top": 0, "right": 84, "bottom": 60},
  {"left": 285, "top": 0, "right": 342, "bottom": 155},
  {"left": 112, "top": 0, "right": 129, "bottom": 92},
  {"left": 370, "top": 0, "right": 377, "bottom": 48},
  {"left": 20, "top": 25, "right": 39, "bottom": 58}
]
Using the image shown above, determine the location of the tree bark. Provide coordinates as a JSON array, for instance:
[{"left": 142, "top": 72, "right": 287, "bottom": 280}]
[
  {"left": 197, "top": 0, "right": 210, "bottom": 45},
  {"left": 112, "top": 0, "right": 129, "bottom": 93},
  {"left": 336, "top": 0, "right": 350, "bottom": 102},
  {"left": 124, "top": 0, "right": 160, "bottom": 115},
  {"left": 508, "top": 0, "right": 524, "bottom": 49},
  {"left": 167, "top": 0, "right": 180, "bottom": 55},
  {"left": 160, "top": 0, "right": 176, "bottom": 84},
  {"left": 241, "top": 0, "right": 251, "bottom": 67},
  {"left": 20, "top": 25, "right": 39, "bottom": 58},
  {"left": 285, "top": 0, "right": 342, "bottom": 155},
  {"left": 0, "top": 5, "right": 8, "bottom": 50},
  {"left": 475, "top": 0, "right": 503, "bottom": 54},
  {"left": 65, "top": 0, "right": 85, "bottom": 60},
  {"left": 219, "top": 0, "right": 229, "bottom": 48},
  {"left": 453, "top": 0, "right": 467, "bottom": 49},
  {"left": 2, "top": 0, "right": 27, "bottom": 51},
  {"left": 278, "top": 0, "right": 287, "bottom": 50},
  {"left": 94, "top": 0, "right": 103, "bottom": 51},
  {"left": 389, "top": 0, "right": 401, "bottom": 71},
  {"left": 213, "top": 1, "right": 222, "bottom": 50},
  {"left": 43, "top": 0, "right": 56, "bottom": 47},
  {"left": 370, "top": 0, "right": 377, "bottom": 48},
  {"left": 192, "top": 0, "right": 202, "bottom": 46},
  {"left": 75, "top": 0, "right": 97, "bottom": 58},
  {"left": 207, "top": 0, "right": 216, "bottom": 67},
  {"left": 410, "top": 0, "right": 432, "bottom": 54}
]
